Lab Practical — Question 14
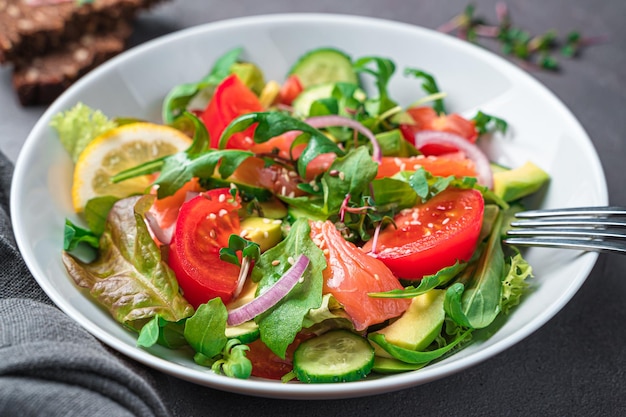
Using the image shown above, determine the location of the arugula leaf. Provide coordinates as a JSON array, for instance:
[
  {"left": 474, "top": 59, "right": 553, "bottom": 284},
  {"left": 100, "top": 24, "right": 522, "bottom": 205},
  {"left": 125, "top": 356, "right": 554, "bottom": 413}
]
[
  {"left": 353, "top": 56, "right": 398, "bottom": 116},
  {"left": 251, "top": 218, "right": 326, "bottom": 358},
  {"left": 404, "top": 69, "right": 447, "bottom": 115},
  {"left": 184, "top": 298, "right": 228, "bottom": 358},
  {"left": 112, "top": 112, "right": 252, "bottom": 198},
  {"left": 219, "top": 111, "right": 345, "bottom": 178},
  {"left": 321, "top": 146, "right": 378, "bottom": 214},
  {"left": 471, "top": 111, "right": 508, "bottom": 135},
  {"left": 62, "top": 195, "right": 194, "bottom": 330},
  {"left": 369, "top": 261, "right": 467, "bottom": 298},
  {"left": 84, "top": 196, "right": 119, "bottom": 236},
  {"left": 162, "top": 47, "right": 243, "bottom": 123},
  {"left": 368, "top": 329, "right": 472, "bottom": 364}
]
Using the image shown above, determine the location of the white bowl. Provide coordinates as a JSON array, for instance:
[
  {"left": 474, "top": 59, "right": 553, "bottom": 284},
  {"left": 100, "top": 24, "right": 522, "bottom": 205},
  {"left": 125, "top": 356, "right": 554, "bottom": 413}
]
[{"left": 11, "top": 13, "right": 606, "bottom": 399}]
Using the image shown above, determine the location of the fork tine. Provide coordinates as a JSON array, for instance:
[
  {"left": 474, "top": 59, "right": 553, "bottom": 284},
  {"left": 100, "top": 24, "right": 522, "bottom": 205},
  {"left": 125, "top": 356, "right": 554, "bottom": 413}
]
[
  {"left": 514, "top": 206, "right": 626, "bottom": 218},
  {"left": 502, "top": 237, "right": 626, "bottom": 254},
  {"left": 505, "top": 206, "right": 626, "bottom": 255}
]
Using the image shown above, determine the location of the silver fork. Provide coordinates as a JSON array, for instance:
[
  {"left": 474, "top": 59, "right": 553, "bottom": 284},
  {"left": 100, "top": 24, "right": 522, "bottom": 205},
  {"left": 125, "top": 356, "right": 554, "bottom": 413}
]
[{"left": 503, "top": 206, "right": 626, "bottom": 254}]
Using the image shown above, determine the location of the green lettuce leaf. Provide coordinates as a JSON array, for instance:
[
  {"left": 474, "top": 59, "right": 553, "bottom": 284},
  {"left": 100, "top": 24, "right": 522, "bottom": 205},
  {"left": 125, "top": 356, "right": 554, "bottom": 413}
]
[
  {"left": 50, "top": 103, "right": 117, "bottom": 162},
  {"left": 62, "top": 195, "right": 194, "bottom": 330}
]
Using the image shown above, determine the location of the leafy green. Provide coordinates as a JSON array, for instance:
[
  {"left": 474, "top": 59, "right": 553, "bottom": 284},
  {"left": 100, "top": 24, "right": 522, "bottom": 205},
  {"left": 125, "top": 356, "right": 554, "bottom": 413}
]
[
  {"left": 137, "top": 315, "right": 187, "bottom": 349},
  {"left": 353, "top": 56, "right": 398, "bottom": 116},
  {"left": 368, "top": 330, "right": 471, "bottom": 364},
  {"left": 501, "top": 252, "right": 533, "bottom": 314},
  {"left": 63, "top": 219, "right": 99, "bottom": 251},
  {"left": 471, "top": 111, "right": 508, "bottom": 135},
  {"left": 50, "top": 103, "right": 117, "bottom": 162},
  {"left": 404, "top": 69, "right": 446, "bottom": 114},
  {"left": 218, "top": 111, "right": 345, "bottom": 178},
  {"left": 369, "top": 261, "right": 467, "bottom": 298},
  {"left": 61, "top": 195, "right": 194, "bottom": 330},
  {"left": 84, "top": 196, "right": 119, "bottom": 236},
  {"left": 184, "top": 298, "right": 228, "bottom": 358},
  {"left": 444, "top": 211, "right": 505, "bottom": 329},
  {"left": 251, "top": 218, "right": 326, "bottom": 358},
  {"left": 112, "top": 112, "right": 253, "bottom": 198},
  {"left": 210, "top": 339, "right": 253, "bottom": 379},
  {"left": 219, "top": 234, "right": 260, "bottom": 266},
  {"left": 162, "top": 47, "right": 242, "bottom": 123}
]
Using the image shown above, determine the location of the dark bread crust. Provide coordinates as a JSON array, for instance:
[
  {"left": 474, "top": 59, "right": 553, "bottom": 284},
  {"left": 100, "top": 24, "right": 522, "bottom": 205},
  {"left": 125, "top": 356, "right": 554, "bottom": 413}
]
[
  {"left": 0, "top": 0, "right": 162, "bottom": 64},
  {"left": 12, "top": 19, "right": 132, "bottom": 105}
]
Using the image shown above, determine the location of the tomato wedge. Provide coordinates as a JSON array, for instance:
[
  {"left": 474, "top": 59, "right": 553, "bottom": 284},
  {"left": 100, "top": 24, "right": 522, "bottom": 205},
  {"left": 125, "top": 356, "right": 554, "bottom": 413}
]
[
  {"left": 246, "top": 333, "right": 312, "bottom": 380},
  {"left": 362, "top": 188, "right": 484, "bottom": 280},
  {"left": 201, "top": 74, "right": 264, "bottom": 150},
  {"left": 310, "top": 220, "right": 411, "bottom": 331},
  {"left": 376, "top": 153, "right": 477, "bottom": 179},
  {"left": 400, "top": 106, "right": 478, "bottom": 155},
  {"left": 277, "top": 75, "right": 304, "bottom": 106},
  {"left": 168, "top": 189, "right": 242, "bottom": 307}
]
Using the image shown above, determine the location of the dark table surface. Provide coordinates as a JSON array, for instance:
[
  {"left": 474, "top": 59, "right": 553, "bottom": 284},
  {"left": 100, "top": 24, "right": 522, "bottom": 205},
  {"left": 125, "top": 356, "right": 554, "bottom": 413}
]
[{"left": 2, "top": 0, "right": 626, "bottom": 415}]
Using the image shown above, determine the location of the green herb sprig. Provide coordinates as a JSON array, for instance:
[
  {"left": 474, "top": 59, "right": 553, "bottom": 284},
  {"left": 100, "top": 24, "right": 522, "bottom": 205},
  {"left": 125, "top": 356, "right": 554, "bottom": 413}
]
[{"left": 438, "top": 2, "right": 607, "bottom": 71}]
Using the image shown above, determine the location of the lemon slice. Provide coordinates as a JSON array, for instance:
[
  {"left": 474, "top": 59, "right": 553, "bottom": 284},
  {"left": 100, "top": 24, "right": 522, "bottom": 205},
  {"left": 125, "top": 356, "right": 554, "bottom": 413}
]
[{"left": 72, "top": 122, "right": 192, "bottom": 213}]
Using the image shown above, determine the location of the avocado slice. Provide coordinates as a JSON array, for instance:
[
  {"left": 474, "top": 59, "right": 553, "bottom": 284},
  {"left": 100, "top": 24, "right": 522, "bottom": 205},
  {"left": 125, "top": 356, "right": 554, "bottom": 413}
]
[
  {"left": 370, "top": 289, "right": 446, "bottom": 358},
  {"left": 240, "top": 216, "right": 283, "bottom": 252},
  {"left": 493, "top": 161, "right": 550, "bottom": 203}
]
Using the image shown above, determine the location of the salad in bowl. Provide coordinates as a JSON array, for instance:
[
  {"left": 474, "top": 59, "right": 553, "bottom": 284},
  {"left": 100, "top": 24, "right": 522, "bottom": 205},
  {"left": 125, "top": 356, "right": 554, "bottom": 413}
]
[{"left": 54, "top": 45, "right": 548, "bottom": 383}]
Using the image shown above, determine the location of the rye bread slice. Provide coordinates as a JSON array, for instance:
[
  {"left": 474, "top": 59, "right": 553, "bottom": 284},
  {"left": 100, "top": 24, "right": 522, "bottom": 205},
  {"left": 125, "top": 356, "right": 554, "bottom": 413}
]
[
  {"left": 12, "top": 19, "right": 132, "bottom": 106},
  {"left": 0, "top": 0, "right": 162, "bottom": 64}
]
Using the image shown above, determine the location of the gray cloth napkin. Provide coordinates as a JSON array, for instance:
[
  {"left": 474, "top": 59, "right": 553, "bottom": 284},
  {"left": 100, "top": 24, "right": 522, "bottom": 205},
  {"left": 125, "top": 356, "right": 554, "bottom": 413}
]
[{"left": 0, "top": 152, "right": 171, "bottom": 417}]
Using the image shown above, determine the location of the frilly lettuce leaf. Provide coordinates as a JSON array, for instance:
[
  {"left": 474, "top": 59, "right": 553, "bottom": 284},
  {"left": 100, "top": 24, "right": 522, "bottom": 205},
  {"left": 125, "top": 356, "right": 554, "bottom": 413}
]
[
  {"left": 500, "top": 252, "right": 533, "bottom": 314},
  {"left": 62, "top": 195, "right": 194, "bottom": 330},
  {"left": 50, "top": 103, "right": 117, "bottom": 162}
]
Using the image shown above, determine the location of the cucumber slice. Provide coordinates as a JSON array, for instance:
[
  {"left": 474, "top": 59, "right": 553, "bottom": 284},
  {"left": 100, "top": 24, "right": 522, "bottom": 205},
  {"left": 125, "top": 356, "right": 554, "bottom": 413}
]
[
  {"left": 288, "top": 48, "right": 358, "bottom": 88},
  {"left": 293, "top": 330, "right": 374, "bottom": 383},
  {"left": 225, "top": 320, "right": 260, "bottom": 344}
]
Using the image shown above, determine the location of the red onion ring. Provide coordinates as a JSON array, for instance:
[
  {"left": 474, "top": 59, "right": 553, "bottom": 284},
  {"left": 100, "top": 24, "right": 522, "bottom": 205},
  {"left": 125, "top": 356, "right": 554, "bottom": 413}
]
[
  {"left": 305, "top": 115, "right": 382, "bottom": 163},
  {"left": 227, "top": 254, "right": 310, "bottom": 326},
  {"left": 414, "top": 130, "right": 493, "bottom": 188}
]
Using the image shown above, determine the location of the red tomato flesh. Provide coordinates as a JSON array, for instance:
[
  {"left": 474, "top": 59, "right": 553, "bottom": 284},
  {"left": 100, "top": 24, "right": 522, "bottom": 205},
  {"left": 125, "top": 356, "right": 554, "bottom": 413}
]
[
  {"left": 310, "top": 220, "right": 411, "bottom": 331},
  {"left": 201, "top": 74, "right": 264, "bottom": 150},
  {"left": 277, "top": 75, "right": 304, "bottom": 106},
  {"left": 362, "top": 188, "right": 484, "bottom": 280},
  {"left": 168, "top": 189, "right": 242, "bottom": 307}
]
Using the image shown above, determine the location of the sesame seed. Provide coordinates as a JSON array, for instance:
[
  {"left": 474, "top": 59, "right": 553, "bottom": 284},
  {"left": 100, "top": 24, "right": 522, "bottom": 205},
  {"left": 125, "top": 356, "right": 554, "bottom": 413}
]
[
  {"left": 218, "top": 194, "right": 226, "bottom": 202},
  {"left": 208, "top": 213, "right": 217, "bottom": 220},
  {"left": 262, "top": 218, "right": 271, "bottom": 223},
  {"left": 271, "top": 260, "right": 280, "bottom": 266},
  {"left": 218, "top": 209, "right": 228, "bottom": 217},
  {"left": 209, "top": 230, "right": 217, "bottom": 239},
  {"left": 263, "top": 231, "right": 269, "bottom": 238},
  {"left": 272, "top": 219, "right": 282, "bottom": 225},
  {"left": 298, "top": 276, "right": 305, "bottom": 284},
  {"left": 442, "top": 218, "right": 450, "bottom": 225},
  {"left": 338, "top": 171, "right": 345, "bottom": 181},
  {"left": 287, "top": 256, "right": 295, "bottom": 265},
  {"left": 323, "top": 249, "right": 330, "bottom": 256},
  {"left": 288, "top": 191, "right": 295, "bottom": 198},
  {"left": 280, "top": 185, "right": 287, "bottom": 196},
  {"left": 427, "top": 223, "right": 434, "bottom": 228},
  {"left": 374, "top": 273, "right": 380, "bottom": 281}
]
